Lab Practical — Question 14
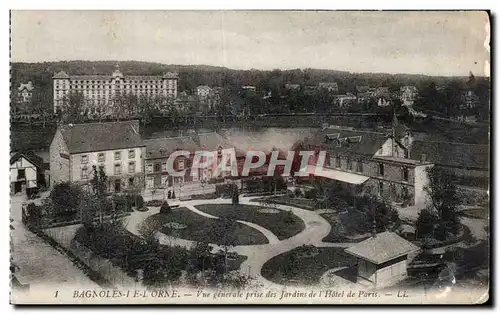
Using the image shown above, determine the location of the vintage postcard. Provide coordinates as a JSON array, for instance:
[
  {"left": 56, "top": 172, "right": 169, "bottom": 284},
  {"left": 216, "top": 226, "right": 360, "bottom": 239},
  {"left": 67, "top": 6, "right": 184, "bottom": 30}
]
[{"left": 9, "top": 10, "right": 490, "bottom": 304}]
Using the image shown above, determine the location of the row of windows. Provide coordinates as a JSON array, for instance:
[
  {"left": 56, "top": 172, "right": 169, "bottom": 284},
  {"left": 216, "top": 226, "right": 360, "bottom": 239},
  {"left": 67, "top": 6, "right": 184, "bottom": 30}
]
[
  {"left": 81, "top": 150, "right": 135, "bottom": 164},
  {"left": 331, "top": 156, "right": 409, "bottom": 181},
  {"left": 80, "top": 162, "right": 136, "bottom": 179},
  {"left": 146, "top": 159, "right": 187, "bottom": 173}
]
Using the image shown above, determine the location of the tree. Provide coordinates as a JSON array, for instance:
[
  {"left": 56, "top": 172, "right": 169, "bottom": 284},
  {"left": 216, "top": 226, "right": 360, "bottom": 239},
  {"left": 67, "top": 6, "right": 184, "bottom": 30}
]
[
  {"left": 415, "top": 208, "right": 439, "bottom": 239},
  {"left": 49, "top": 182, "right": 83, "bottom": 214},
  {"left": 90, "top": 165, "right": 108, "bottom": 198},
  {"left": 232, "top": 184, "right": 239, "bottom": 205},
  {"left": 61, "top": 91, "right": 85, "bottom": 123},
  {"left": 424, "top": 167, "right": 461, "bottom": 239},
  {"left": 209, "top": 212, "right": 238, "bottom": 280}
]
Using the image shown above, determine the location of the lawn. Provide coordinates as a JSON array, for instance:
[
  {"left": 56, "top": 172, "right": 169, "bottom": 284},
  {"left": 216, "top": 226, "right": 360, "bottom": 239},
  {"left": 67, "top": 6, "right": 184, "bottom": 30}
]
[
  {"left": 144, "top": 207, "right": 269, "bottom": 245},
  {"left": 320, "top": 211, "right": 372, "bottom": 243},
  {"left": 195, "top": 204, "right": 305, "bottom": 240},
  {"left": 261, "top": 246, "right": 357, "bottom": 286},
  {"left": 253, "top": 196, "right": 317, "bottom": 210}
]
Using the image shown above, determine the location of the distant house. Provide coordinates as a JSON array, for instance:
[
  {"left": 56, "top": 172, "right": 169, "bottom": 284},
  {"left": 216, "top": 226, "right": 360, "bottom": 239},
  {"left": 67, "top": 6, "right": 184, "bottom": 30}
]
[
  {"left": 49, "top": 120, "right": 146, "bottom": 193},
  {"left": 336, "top": 93, "right": 357, "bottom": 108},
  {"left": 377, "top": 97, "right": 391, "bottom": 107},
  {"left": 345, "top": 231, "right": 420, "bottom": 288},
  {"left": 460, "top": 90, "right": 480, "bottom": 109},
  {"left": 196, "top": 85, "right": 213, "bottom": 99},
  {"left": 17, "top": 81, "right": 34, "bottom": 103},
  {"left": 356, "top": 85, "right": 376, "bottom": 103},
  {"left": 304, "top": 85, "right": 318, "bottom": 95},
  {"left": 400, "top": 86, "right": 418, "bottom": 107},
  {"left": 241, "top": 86, "right": 257, "bottom": 92},
  {"left": 285, "top": 83, "right": 301, "bottom": 90},
  {"left": 10, "top": 151, "right": 46, "bottom": 195},
  {"left": 318, "top": 82, "right": 339, "bottom": 93}
]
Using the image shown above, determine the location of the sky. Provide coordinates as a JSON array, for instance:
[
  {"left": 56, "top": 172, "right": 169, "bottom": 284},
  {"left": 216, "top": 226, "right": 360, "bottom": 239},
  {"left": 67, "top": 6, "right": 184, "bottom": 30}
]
[{"left": 10, "top": 10, "right": 490, "bottom": 76}]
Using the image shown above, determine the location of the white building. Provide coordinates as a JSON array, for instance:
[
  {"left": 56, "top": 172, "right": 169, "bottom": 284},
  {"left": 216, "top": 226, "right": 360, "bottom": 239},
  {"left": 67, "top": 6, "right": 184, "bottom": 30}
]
[
  {"left": 52, "top": 65, "right": 179, "bottom": 113},
  {"left": 17, "top": 82, "right": 34, "bottom": 103},
  {"left": 400, "top": 86, "right": 418, "bottom": 107},
  {"left": 10, "top": 152, "right": 45, "bottom": 194},
  {"left": 49, "top": 120, "right": 146, "bottom": 193}
]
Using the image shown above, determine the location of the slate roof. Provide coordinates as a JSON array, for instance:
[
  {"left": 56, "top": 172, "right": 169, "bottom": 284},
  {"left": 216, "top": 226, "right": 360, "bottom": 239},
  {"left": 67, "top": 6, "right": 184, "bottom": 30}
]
[
  {"left": 344, "top": 231, "right": 420, "bottom": 264},
  {"left": 10, "top": 151, "right": 45, "bottom": 169},
  {"left": 310, "top": 128, "right": 390, "bottom": 156},
  {"left": 144, "top": 136, "right": 199, "bottom": 159},
  {"left": 411, "top": 140, "right": 489, "bottom": 170},
  {"left": 59, "top": 120, "right": 144, "bottom": 154}
]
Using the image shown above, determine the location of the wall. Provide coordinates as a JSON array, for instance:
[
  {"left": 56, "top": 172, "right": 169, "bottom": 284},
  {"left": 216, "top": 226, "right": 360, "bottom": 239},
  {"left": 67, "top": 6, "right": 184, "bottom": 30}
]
[
  {"left": 49, "top": 129, "right": 70, "bottom": 185},
  {"left": 414, "top": 164, "right": 433, "bottom": 207},
  {"left": 375, "top": 259, "right": 408, "bottom": 288},
  {"left": 70, "top": 146, "right": 144, "bottom": 182},
  {"left": 358, "top": 258, "right": 377, "bottom": 283},
  {"left": 10, "top": 157, "right": 38, "bottom": 188}
]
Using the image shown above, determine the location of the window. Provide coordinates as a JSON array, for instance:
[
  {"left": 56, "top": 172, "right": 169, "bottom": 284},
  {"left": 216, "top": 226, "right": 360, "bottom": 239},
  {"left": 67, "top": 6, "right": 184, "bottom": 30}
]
[
  {"left": 146, "top": 163, "right": 153, "bottom": 173},
  {"left": 98, "top": 165, "right": 105, "bottom": 173},
  {"left": 378, "top": 163, "right": 384, "bottom": 176},
  {"left": 81, "top": 167, "right": 88, "bottom": 179},
  {"left": 114, "top": 151, "right": 121, "bottom": 160},
  {"left": 356, "top": 159, "right": 363, "bottom": 173},
  {"left": 114, "top": 163, "right": 121, "bottom": 175},
  {"left": 128, "top": 177, "right": 134, "bottom": 187},
  {"left": 335, "top": 156, "right": 341, "bottom": 168},
  {"left": 146, "top": 177, "right": 154, "bottom": 188},
  {"left": 402, "top": 167, "right": 409, "bottom": 182},
  {"left": 162, "top": 162, "right": 168, "bottom": 172},
  {"left": 98, "top": 152, "right": 105, "bottom": 162},
  {"left": 378, "top": 181, "right": 384, "bottom": 196},
  {"left": 128, "top": 161, "right": 136, "bottom": 173},
  {"left": 161, "top": 175, "right": 168, "bottom": 186},
  {"left": 346, "top": 157, "right": 352, "bottom": 171},
  {"left": 177, "top": 159, "right": 185, "bottom": 170},
  {"left": 17, "top": 169, "right": 26, "bottom": 180},
  {"left": 81, "top": 155, "right": 88, "bottom": 164},
  {"left": 128, "top": 150, "right": 135, "bottom": 159},
  {"left": 154, "top": 163, "right": 161, "bottom": 173}
]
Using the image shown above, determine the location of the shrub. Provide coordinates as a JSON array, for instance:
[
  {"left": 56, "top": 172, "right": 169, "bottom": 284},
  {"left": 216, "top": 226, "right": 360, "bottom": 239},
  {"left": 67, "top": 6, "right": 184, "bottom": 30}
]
[
  {"left": 160, "top": 202, "right": 172, "bottom": 214},
  {"left": 23, "top": 203, "right": 43, "bottom": 232},
  {"left": 145, "top": 200, "right": 163, "bottom": 207},
  {"left": 49, "top": 182, "right": 83, "bottom": 214},
  {"left": 113, "top": 195, "right": 132, "bottom": 213},
  {"left": 126, "top": 193, "right": 144, "bottom": 208}
]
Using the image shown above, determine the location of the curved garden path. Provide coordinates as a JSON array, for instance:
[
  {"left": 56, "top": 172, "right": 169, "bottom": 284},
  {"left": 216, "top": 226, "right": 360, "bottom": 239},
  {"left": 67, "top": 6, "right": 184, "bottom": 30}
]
[{"left": 124, "top": 196, "right": 351, "bottom": 289}]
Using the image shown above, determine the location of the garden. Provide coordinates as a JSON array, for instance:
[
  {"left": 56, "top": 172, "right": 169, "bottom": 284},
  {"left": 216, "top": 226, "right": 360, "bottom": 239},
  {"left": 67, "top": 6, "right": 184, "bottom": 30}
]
[
  {"left": 142, "top": 207, "right": 269, "bottom": 246},
  {"left": 194, "top": 203, "right": 305, "bottom": 240},
  {"left": 260, "top": 245, "right": 357, "bottom": 286}
]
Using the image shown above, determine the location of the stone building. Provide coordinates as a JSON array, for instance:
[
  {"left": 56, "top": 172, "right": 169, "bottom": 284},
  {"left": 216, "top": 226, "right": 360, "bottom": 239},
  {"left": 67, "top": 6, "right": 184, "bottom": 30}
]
[
  {"left": 304, "top": 121, "right": 434, "bottom": 207},
  {"left": 52, "top": 65, "right": 179, "bottom": 113},
  {"left": 49, "top": 120, "right": 146, "bottom": 193}
]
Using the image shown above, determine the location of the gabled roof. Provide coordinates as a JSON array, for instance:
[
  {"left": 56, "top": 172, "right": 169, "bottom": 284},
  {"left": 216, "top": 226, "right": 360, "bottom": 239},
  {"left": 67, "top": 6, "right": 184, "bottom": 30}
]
[
  {"left": 311, "top": 128, "right": 390, "bottom": 156},
  {"left": 59, "top": 120, "right": 144, "bottom": 154},
  {"left": 411, "top": 140, "right": 489, "bottom": 170},
  {"left": 163, "top": 72, "right": 179, "bottom": 79},
  {"left": 18, "top": 82, "right": 34, "bottom": 92},
  {"left": 10, "top": 151, "right": 45, "bottom": 169},
  {"left": 144, "top": 136, "right": 199, "bottom": 159},
  {"left": 198, "top": 132, "right": 233, "bottom": 151},
  {"left": 53, "top": 71, "right": 70, "bottom": 79},
  {"left": 345, "top": 231, "right": 420, "bottom": 264}
]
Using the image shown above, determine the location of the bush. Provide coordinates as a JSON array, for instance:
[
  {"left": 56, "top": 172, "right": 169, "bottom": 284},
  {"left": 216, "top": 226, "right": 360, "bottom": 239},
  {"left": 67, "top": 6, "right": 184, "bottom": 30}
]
[
  {"left": 23, "top": 203, "right": 43, "bottom": 232},
  {"left": 113, "top": 195, "right": 132, "bottom": 213},
  {"left": 145, "top": 200, "right": 164, "bottom": 207},
  {"left": 49, "top": 182, "right": 83, "bottom": 214},
  {"left": 160, "top": 202, "right": 172, "bottom": 214},
  {"left": 126, "top": 194, "right": 144, "bottom": 208}
]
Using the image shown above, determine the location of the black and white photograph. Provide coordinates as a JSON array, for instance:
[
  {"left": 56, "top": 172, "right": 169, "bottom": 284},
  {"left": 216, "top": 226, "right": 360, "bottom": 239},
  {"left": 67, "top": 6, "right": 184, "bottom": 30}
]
[{"left": 9, "top": 10, "right": 491, "bottom": 304}]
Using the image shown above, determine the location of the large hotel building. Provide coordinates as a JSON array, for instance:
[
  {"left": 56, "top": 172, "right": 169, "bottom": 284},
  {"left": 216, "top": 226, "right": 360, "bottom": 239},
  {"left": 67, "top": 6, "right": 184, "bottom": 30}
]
[{"left": 52, "top": 65, "right": 179, "bottom": 113}]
